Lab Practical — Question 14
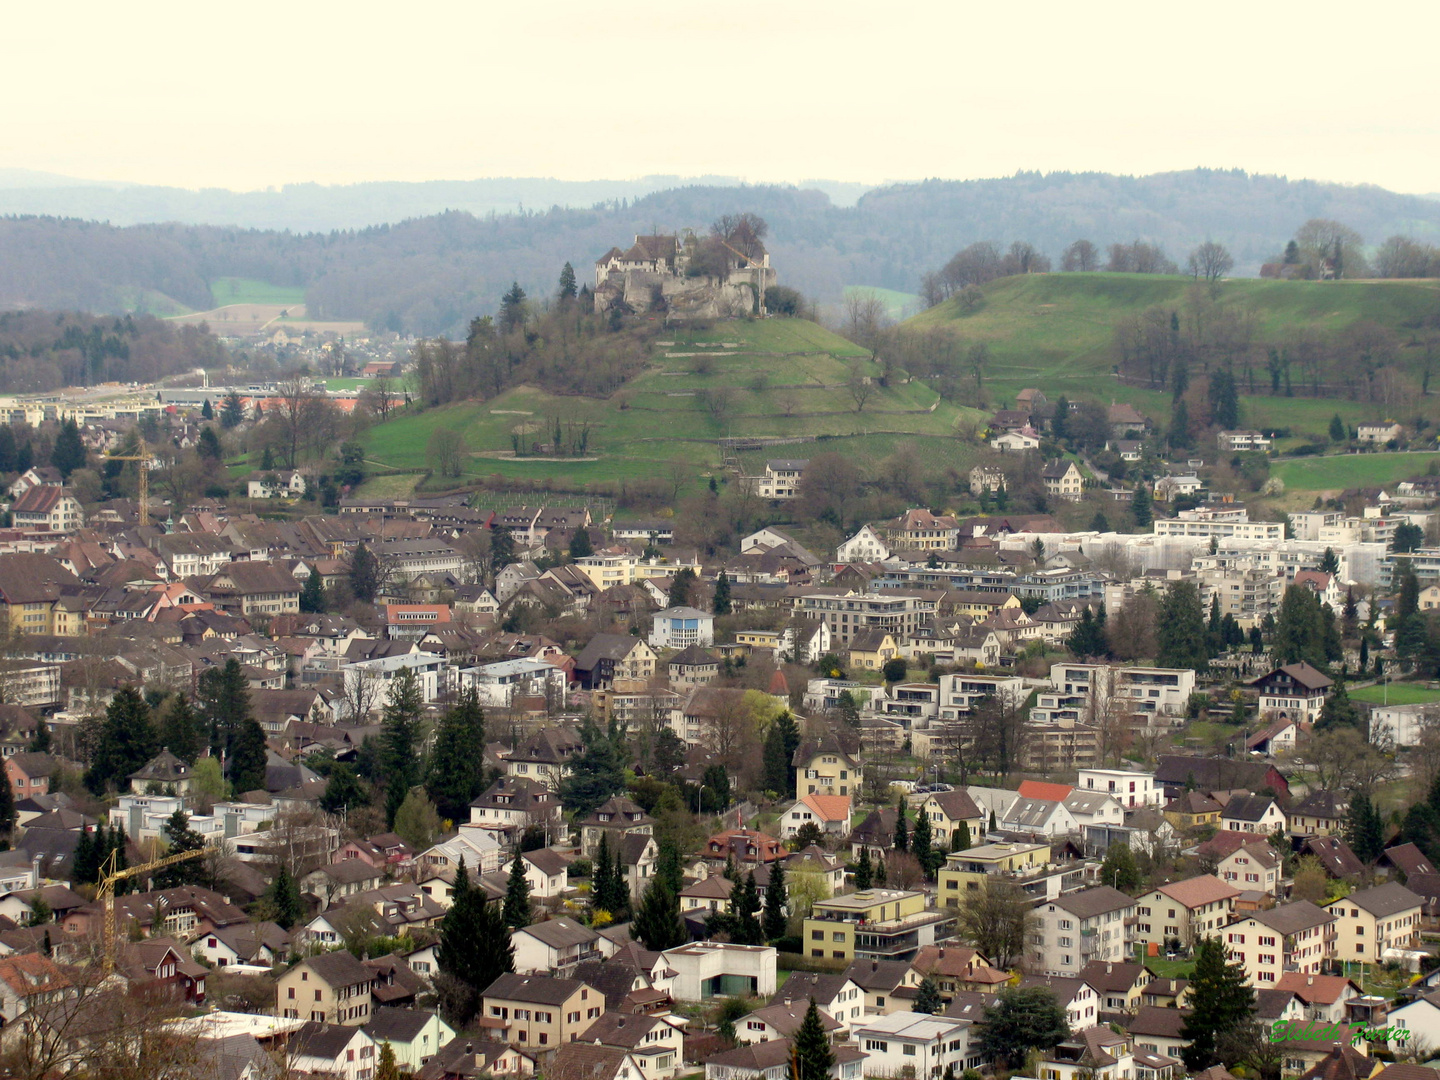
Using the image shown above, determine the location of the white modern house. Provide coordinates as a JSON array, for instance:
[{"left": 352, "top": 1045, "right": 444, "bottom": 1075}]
[
  {"left": 649, "top": 607, "right": 715, "bottom": 650},
  {"left": 1076, "top": 768, "right": 1161, "bottom": 808},
  {"left": 851, "top": 1012, "right": 982, "bottom": 1077},
  {"left": 339, "top": 652, "right": 447, "bottom": 707}
]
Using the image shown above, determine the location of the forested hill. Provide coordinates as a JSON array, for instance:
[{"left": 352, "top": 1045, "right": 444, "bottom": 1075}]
[{"left": 4, "top": 169, "right": 1440, "bottom": 336}]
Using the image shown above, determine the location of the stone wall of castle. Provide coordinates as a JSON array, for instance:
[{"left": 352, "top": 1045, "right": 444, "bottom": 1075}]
[{"left": 595, "top": 266, "right": 777, "bottom": 321}]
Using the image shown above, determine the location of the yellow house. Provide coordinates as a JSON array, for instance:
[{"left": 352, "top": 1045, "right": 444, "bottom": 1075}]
[
  {"left": 802, "top": 888, "right": 944, "bottom": 963},
  {"left": 948, "top": 592, "right": 1022, "bottom": 621},
  {"left": 1325, "top": 883, "right": 1422, "bottom": 965},
  {"left": 937, "top": 842, "right": 1050, "bottom": 907},
  {"left": 735, "top": 630, "right": 781, "bottom": 650},
  {"left": 920, "top": 790, "right": 985, "bottom": 848},
  {"left": 1162, "top": 791, "right": 1223, "bottom": 831},
  {"left": 847, "top": 630, "right": 899, "bottom": 671},
  {"left": 0, "top": 553, "right": 83, "bottom": 636},
  {"left": 793, "top": 735, "right": 862, "bottom": 798},
  {"left": 573, "top": 552, "right": 703, "bottom": 590}
]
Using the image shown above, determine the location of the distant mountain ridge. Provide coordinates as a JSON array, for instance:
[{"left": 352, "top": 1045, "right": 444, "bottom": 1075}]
[{"left": 2, "top": 169, "right": 1439, "bottom": 336}]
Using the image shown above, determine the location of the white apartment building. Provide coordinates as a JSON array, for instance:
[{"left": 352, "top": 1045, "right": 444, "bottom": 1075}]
[
  {"left": 834, "top": 526, "right": 892, "bottom": 563},
  {"left": 1199, "top": 567, "right": 1284, "bottom": 626},
  {"left": 852, "top": 1012, "right": 980, "bottom": 1078},
  {"left": 1047, "top": 663, "right": 1195, "bottom": 719},
  {"left": 747, "top": 459, "right": 808, "bottom": 500},
  {"left": 1224, "top": 901, "right": 1336, "bottom": 985},
  {"left": 1076, "top": 769, "right": 1160, "bottom": 809},
  {"left": 340, "top": 652, "right": 447, "bottom": 706},
  {"left": 794, "top": 591, "right": 934, "bottom": 646},
  {"left": 1154, "top": 507, "right": 1283, "bottom": 542},
  {"left": 1368, "top": 703, "right": 1440, "bottom": 748},
  {"left": 1030, "top": 886, "right": 1136, "bottom": 976},
  {"left": 935, "top": 673, "right": 1027, "bottom": 722}
]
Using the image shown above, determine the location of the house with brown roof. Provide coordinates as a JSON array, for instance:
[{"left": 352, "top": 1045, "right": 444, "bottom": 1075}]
[
  {"left": 1078, "top": 960, "right": 1150, "bottom": 1013},
  {"left": 0, "top": 553, "right": 83, "bottom": 636},
  {"left": 579, "top": 796, "right": 653, "bottom": 859},
  {"left": 276, "top": 950, "right": 375, "bottom": 1025},
  {"left": 1224, "top": 900, "right": 1336, "bottom": 985},
  {"left": 1250, "top": 662, "right": 1334, "bottom": 725},
  {"left": 481, "top": 972, "right": 605, "bottom": 1049},
  {"left": 192, "top": 561, "right": 301, "bottom": 618},
  {"left": 1133, "top": 875, "right": 1240, "bottom": 950},
  {"left": 0, "top": 952, "right": 71, "bottom": 1023},
  {"left": 1290, "top": 791, "right": 1348, "bottom": 837},
  {"left": 913, "top": 944, "right": 1010, "bottom": 998},
  {"left": 11, "top": 486, "right": 83, "bottom": 533},
  {"left": 1041, "top": 460, "right": 1084, "bottom": 501},
  {"left": 1325, "top": 882, "right": 1423, "bottom": 965},
  {"left": 1303, "top": 835, "right": 1367, "bottom": 879}
]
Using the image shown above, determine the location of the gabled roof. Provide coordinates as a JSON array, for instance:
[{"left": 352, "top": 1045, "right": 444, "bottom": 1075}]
[
  {"left": 1053, "top": 886, "right": 1134, "bottom": 919},
  {"left": 484, "top": 971, "right": 589, "bottom": 1005},
  {"left": 1251, "top": 661, "right": 1334, "bottom": 692},
  {"left": 516, "top": 917, "right": 598, "bottom": 950},
  {"left": 1334, "top": 881, "right": 1423, "bottom": 918},
  {"left": 301, "top": 950, "right": 374, "bottom": 988},
  {"left": 1019, "top": 780, "right": 1073, "bottom": 802},
  {"left": 1153, "top": 874, "right": 1240, "bottom": 909},
  {"left": 1076, "top": 960, "right": 1147, "bottom": 993},
  {"left": 1222, "top": 793, "right": 1279, "bottom": 823},
  {"left": 1274, "top": 973, "right": 1362, "bottom": 1006},
  {"left": 796, "top": 793, "right": 851, "bottom": 824},
  {"left": 1292, "top": 790, "right": 1348, "bottom": 820},
  {"left": 1382, "top": 842, "right": 1436, "bottom": 878},
  {"left": 1304, "top": 835, "right": 1367, "bottom": 877},
  {"left": 1127, "top": 1005, "right": 1189, "bottom": 1038},
  {"left": 1248, "top": 900, "right": 1334, "bottom": 935}
]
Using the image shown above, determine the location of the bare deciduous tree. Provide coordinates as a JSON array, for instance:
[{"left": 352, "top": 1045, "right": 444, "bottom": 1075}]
[
  {"left": 957, "top": 878, "right": 1033, "bottom": 970},
  {"left": 427, "top": 427, "right": 469, "bottom": 478},
  {"left": 846, "top": 364, "right": 876, "bottom": 413},
  {"left": 1187, "top": 241, "right": 1235, "bottom": 284},
  {"left": 1061, "top": 239, "right": 1100, "bottom": 272}
]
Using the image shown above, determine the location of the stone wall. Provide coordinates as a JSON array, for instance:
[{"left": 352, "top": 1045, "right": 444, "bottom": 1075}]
[{"left": 596, "top": 265, "right": 777, "bottom": 321}]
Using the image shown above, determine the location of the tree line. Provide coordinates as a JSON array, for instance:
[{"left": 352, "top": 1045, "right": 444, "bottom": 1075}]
[{"left": 0, "top": 310, "right": 226, "bottom": 394}]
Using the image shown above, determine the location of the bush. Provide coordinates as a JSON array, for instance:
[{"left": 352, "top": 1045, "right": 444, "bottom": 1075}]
[{"left": 765, "top": 286, "right": 803, "bottom": 316}]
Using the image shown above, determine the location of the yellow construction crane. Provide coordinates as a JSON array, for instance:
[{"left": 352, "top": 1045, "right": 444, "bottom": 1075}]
[
  {"left": 98, "top": 844, "right": 213, "bottom": 976},
  {"left": 105, "top": 438, "right": 155, "bottom": 528}
]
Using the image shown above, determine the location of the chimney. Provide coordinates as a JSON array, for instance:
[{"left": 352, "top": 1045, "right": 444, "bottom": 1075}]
[
  {"left": 465, "top": 1043, "right": 473, "bottom": 1054},
  {"left": 1308, "top": 976, "right": 1313, "bottom": 985}
]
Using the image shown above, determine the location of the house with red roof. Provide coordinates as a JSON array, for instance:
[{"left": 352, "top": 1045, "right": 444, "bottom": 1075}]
[{"left": 779, "top": 794, "right": 852, "bottom": 839}]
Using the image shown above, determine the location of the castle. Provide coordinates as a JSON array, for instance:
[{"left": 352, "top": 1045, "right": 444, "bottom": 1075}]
[{"left": 593, "top": 232, "right": 777, "bottom": 320}]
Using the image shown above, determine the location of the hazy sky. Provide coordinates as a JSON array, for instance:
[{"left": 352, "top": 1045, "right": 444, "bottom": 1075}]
[{"left": 7, "top": 0, "right": 1437, "bottom": 193}]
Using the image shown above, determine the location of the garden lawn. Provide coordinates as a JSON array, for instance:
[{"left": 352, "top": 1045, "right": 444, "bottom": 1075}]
[
  {"left": 1270, "top": 452, "right": 1438, "bottom": 492},
  {"left": 1350, "top": 683, "right": 1440, "bottom": 705}
]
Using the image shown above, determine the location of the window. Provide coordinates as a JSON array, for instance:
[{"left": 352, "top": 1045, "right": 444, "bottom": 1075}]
[
  {"left": 903, "top": 1046, "right": 916, "bottom": 1057},
  {"left": 866, "top": 1041, "right": 889, "bottom": 1053}
]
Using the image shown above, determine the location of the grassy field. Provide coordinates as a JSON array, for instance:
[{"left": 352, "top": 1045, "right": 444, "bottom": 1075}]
[
  {"left": 1270, "top": 452, "right": 1437, "bottom": 492},
  {"left": 905, "top": 273, "right": 1440, "bottom": 440},
  {"left": 1351, "top": 683, "right": 1440, "bottom": 705},
  {"left": 357, "top": 318, "right": 985, "bottom": 490},
  {"left": 210, "top": 277, "right": 307, "bottom": 307},
  {"left": 846, "top": 285, "right": 922, "bottom": 320}
]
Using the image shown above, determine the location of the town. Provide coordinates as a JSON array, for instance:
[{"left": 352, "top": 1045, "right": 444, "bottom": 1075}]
[{"left": 0, "top": 349, "right": 1436, "bottom": 1080}]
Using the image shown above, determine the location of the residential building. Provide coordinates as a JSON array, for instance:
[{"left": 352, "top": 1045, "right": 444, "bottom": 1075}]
[
  {"left": 197, "top": 561, "right": 302, "bottom": 618},
  {"left": 918, "top": 790, "right": 985, "bottom": 848},
  {"left": 1357, "top": 421, "right": 1404, "bottom": 444},
  {"left": 276, "top": 952, "right": 375, "bottom": 1025},
  {"left": 1224, "top": 901, "right": 1337, "bottom": 985},
  {"left": 247, "top": 471, "right": 308, "bottom": 499},
  {"left": 649, "top": 607, "right": 715, "bottom": 650},
  {"left": 779, "top": 794, "right": 852, "bottom": 839},
  {"left": 1217, "top": 431, "right": 1272, "bottom": 452},
  {"left": 1153, "top": 507, "right": 1284, "bottom": 542},
  {"left": 1217, "top": 842, "right": 1283, "bottom": 896},
  {"left": 1076, "top": 768, "right": 1161, "bottom": 809},
  {"left": 0, "top": 554, "right": 82, "bottom": 635},
  {"left": 1325, "top": 883, "right": 1423, "bottom": 965},
  {"left": 578, "top": 796, "right": 653, "bottom": 859},
  {"left": 803, "top": 889, "right": 952, "bottom": 963},
  {"left": 704, "top": 1038, "right": 866, "bottom": 1080},
  {"left": 481, "top": 973, "right": 604, "bottom": 1048},
  {"left": 363, "top": 1009, "right": 456, "bottom": 1074},
  {"left": 288, "top": 1022, "right": 378, "bottom": 1080},
  {"left": 578, "top": 1011, "right": 685, "bottom": 1080},
  {"left": 574, "top": 635, "right": 657, "bottom": 690},
  {"left": 792, "top": 592, "right": 933, "bottom": 646},
  {"left": 10, "top": 487, "right": 83, "bottom": 533},
  {"left": 851, "top": 1012, "right": 979, "bottom": 1077},
  {"left": 1042, "top": 461, "right": 1084, "bottom": 501},
  {"left": 661, "top": 942, "right": 776, "bottom": 1001},
  {"left": 1250, "top": 663, "right": 1333, "bottom": 724},
  {"left": 1133, "top": 876, "right": 1240, "bottom": 949},
  {"left": 1219, "top": 794, "right": 1287, "bottom": 835},
  {"left": 511, "top": 918, "right": 602, "bottom": 974},
  {"left": 748, "top": 459, "right": 809, "bottom": 500},
  {"left": 793, "top": 735, "right": 862, "bottom": 797},
  {"left": 937, "top": 842, "right": 1052, "bottom": 906},
  {"left": 1041, "top": 1027, "right": 1137, "bottom": 1080},
  {"left": 1030, "top": 887, "right": 1136, "bottom": 976}
]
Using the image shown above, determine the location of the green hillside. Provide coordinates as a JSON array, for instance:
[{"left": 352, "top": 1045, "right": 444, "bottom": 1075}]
[
  {"left": 359, "top": 318, "right": 986, "bottom": 492},
  {"left": 209, "top": 277, "right": 307, "bottom": 307},
  {"left": 905, "top": 273, "right": 1440, "bottom": 436}
]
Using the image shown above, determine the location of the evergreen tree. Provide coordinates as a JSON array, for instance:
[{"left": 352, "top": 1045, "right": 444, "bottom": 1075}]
[
  {"left": 28, "top": 716, "right": 50, "bottom": 754},
  {"left": 264, "top": 864, "right": 304, "bottom": 929},
  {"left": 568, "top": 527, "right": 593, "bottom": 560},
  {"left": 761, "top": 712, "right": 800, "bottom": 797},
  {"left": 85, "top": 686, "right": 157, "bottom": 794},
  {"left": 979, "top": 987, "right": 1071, "bottom": 1067},
  {"left": 349, "top": 542, "right": 383, "bottom": 603},
  {"left": 197, "top": 426, "right": 222, "bottom": 461},
  {"left": 633, "top": 875, "right": 687, "bottom": 951},
  {"left": 894, "top": 802, "right": 909, "bottom": 852},
  {"left": 1066, "top": 608, "right": 1106, "bottom": 659},
  {"left": 558, "top": 716, "right": 629, "bottom": 818},
  {"left": 1131, "top": 483, "right": 1153, "bottom": 528},
  {"left": 154, "top": 810, "right": 207, "bottom": 888},
  {"left": 300, "top": 571, "right": 327, "bottom": 613},
  {"left": 201, "top": 398, "right": 213, "bottom": 420},
  {"left": 912, "top": 811, "right": 936, "bottom": 879},
  {"left": 1099, "top": 842, "right": 1142, "bottom": 893},
  {"left": 1156, "top": 580, "right": 1209, "bottom": 670},
  {"left": 426, "top": 688, "right": 488, "bottom": 824},
  {"left": 502, "top": 849, "right": 532, "bottom": 930},
  {"left": 197, "top": 658, "right": 252, "bottom": 764},
  {"left": 763, "top": 861, "right": 788, "bottom": 940},
  {"left": 106, "top": 824, "right": 131, "bottom": 895},
  {"left": 380, "top": 668, "right": 425, "bottom": 825},
  {"left": 1346, "top": 792, "right": 1386, "bottom": 863},
  {"left": 15, "top": 442, "right": 31, "bottom": 472},
  {"left": 499, "top": 282, "right": 528, "bottom": 334},
  {"left": 1051, "top": 396, "right": 1070, "bottom": 442},
  {"left": 228, "top": 719, "right": 268, "bottom": 794},
  {"left": 952, "top": 820, "right": 972, "bottom": 852},
  {"left": 914, "top": 977, "right": 943, "bottom": 1014},
  {"left": 668, "top": 568, "right": 697, "bottom": 609},
  {"left": 854, "top": 846, "right": 873, "bottom": 890},
  {"left": 874, "top": 856, "right": 887, "bottom": 886},
  {"left": 713, "top": 571, "right": 732, "bottom": 615},
  {"left": 50, "top": 418, "right": 86, "bottom": 479},
  {"left": 656, "top": 841, "right": 684, "bottom": 895},
  {"left": 320, "top": 764, "right": 366, "bottom": 815},
  {"left": 1207, "top": 593, "right": 1223, "bottom": 656},
  {"left": 0, "top": 763, "right": 15, "bottom": 837},
  {"left": 794, "top": 999, "right": 837, "bottom": 1080},
  {"left": 1180, "top": 938, "right": 1255, "bottom": 1069},
  {"left": 73, "top": 830, "right": 99, "bottom": 886},
  {"left": 558, "top": 263, "right": 578, "bottom": 301},
  {"left": 1168, "top": 399, "right": 1191, "bottom": 450},
  {"left": 1403, "top": 802, "right": 1440, "bottom": 865},
  {"left": 1273, "top": 584, "right": 1330, "bottom": 667},
  {"left": 1208, "top": 368, "right": 1240, "bottom": 430},
  {"left": 1089, "top": 510, "right": 1109, "bottom": 532},
  {"left": 374, "top": 1042, "right": 402, "bottom": 1080},
  {"left": 729, "top": 873, "right": 764, "bottom": 945},
  {"left": 1316, "top": 681, "right": 1363, "bottom": 732},
  {"left": 437, "top": 859, "right": 515, "bottom": 1026},
  {"left": 158, "top": 694, "right": 203, "bottom": 765},
  {"left": 1329, "top": 414, "right": 1346, "bottom": 442},
  {"left": 0, "top": 425, "right": 17, "bottom": 473},
  {"left": 490, "top": 528, "right": 515, "bottom": 572},
  {"left": 1319, "top": 547, "right": 1340, "bottom": 575},
  {"left": 221, "top": 391, "right": 245, "bottom": 429}
]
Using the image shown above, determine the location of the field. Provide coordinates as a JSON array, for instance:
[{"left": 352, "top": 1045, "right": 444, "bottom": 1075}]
[
  {"left": 1271, "top": 452, "right": 1438, "bottom": 493},
  {"left": 846, "top": 285, "right": 922, "bottom": 320},
  {"left": 1350, "top": 683, "right": 1440, "bottom": 705},
  {"left": 905, "top": 273, "right": 1440, "bottom": 440},
  {"left": 357, "top": 318, "right": 986, "bottom": 490},
  {"left": 210, "top": 277, "right": 307, "bottom": 307}
]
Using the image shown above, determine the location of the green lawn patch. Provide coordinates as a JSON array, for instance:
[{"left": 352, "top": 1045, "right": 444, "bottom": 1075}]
[
  {"left": 1350, "top": 682, "right": 1440, "bottom": 705},
  {"left": 1271, "top": 452, "right": 1438, "bottom": 492},
  {"left": 1138, "top": 949, "right": 1196, "bottom": 980},
  {"left": 845, "top": 285, "right": 922, "bottom": 320},
  {"left": 209, "top": 277, "right": 307, "bottom": 307}
]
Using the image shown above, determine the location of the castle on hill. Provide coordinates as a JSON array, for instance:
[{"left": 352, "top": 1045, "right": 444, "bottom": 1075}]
[{"left": 593, "top": 232, "right": 777, "bottom": 320}]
